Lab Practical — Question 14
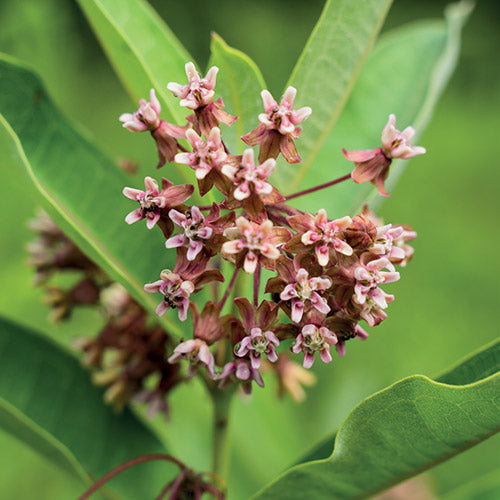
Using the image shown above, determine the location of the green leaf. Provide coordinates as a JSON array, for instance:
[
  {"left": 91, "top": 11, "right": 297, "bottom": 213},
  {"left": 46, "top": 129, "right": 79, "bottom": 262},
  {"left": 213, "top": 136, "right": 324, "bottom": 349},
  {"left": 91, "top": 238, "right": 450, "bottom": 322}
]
[
  {"left": 288, "top": 2, "right": 472, "bottom": 215},
  {"left": 0, "top": 315, "right": 173, "bottom": 499},
  {"left": 0, "top": 54, "right": 182, "bottom": 337},
  {"left": 207, "top": 33, "right": 266, "bottom": 154},
  {"left": 253, "top": 339, "right": 500, "bottom": 500},
  {"left": 274, "top": 0, "right": 393, "bottom": 190},
  {"left": 77, "top": 0, "right": 191, "bottom": 126}
]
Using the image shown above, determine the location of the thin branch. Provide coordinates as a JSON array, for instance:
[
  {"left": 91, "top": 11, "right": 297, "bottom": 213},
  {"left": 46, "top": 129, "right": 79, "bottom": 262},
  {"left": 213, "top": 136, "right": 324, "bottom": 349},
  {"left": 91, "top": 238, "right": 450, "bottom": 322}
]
[
  {"left": 284, "top": 172, "right": 351, "bottom": 202},
  {"left": 218, "top": 266, "right": 240, "bottom": 310}
]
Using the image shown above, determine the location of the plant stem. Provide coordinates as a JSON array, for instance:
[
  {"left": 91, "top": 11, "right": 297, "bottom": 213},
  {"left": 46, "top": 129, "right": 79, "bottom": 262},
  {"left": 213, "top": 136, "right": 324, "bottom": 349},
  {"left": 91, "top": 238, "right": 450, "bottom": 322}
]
[
  {"left": 218, "top": 266, "right": 239, "bottom": 310},
  {"left": 253, "top": 263, "right": 261, "bottom": 307},
  {"left": 284, "top": 172, "right": 352, "bottom": 201},
  {"left": 210, "top": 386, "right": 235, "bottom": 480}
]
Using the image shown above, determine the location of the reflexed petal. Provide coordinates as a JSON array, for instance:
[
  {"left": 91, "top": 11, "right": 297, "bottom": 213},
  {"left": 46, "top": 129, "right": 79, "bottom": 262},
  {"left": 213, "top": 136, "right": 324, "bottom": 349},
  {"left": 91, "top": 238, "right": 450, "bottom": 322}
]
[
  {"left": 261, "top": 89, "right": 278, "bottom": 113},
  {"left": 155, "top": 300, "right": 169, "bottom": 317},
  {"left": 125, "top": 208, "right": 144, "bottom": 225},
  {"left": 319, "top": 348, "right": 333, "bottom": 364},
  {"left": 291, "top": 300, "right": 304, "bottom": 323},
  {"left": 244, "top": 252, "right": 258, "bottom": 273},
  {"left": 187, "top": 240, "right": 203, "bottom": 260},
  {"left": 168, "top": 209, "right": 187, "bottom": 227},
  {"left": 146, "top": 212, "right": 160, "bottom": 229},
  {"left": 303, "top": 352, "right": 315, "bottom": 369},
  {"left": 342, "top": 147, "right": 378, "bottom": 163},
  {"left": 122, "top": 187, "right": 143, "bottom": 200},
  {"left": 315, "top": 244, "right": 329, "bottom": 267},
  {"left": 222, "top": 239, "right": 244, "bottom": 254},
  {"left": 165, "top": 233, "right": 187, "bottom": 249},
  {"left": 334, "top": 238, "right": 353, "bottom": 256}
]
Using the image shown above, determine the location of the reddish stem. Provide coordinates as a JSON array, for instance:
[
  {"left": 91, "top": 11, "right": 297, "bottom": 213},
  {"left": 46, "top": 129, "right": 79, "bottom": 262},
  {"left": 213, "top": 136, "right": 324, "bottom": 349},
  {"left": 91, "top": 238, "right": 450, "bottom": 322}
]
[
  {"left": 77, "top": 454, "right": 184, "bottom": 500},
  {"left": 284, "top": 173, "right": 352, "bottom": 201},
  {"left": 253, "top": 263, "right": 261, "bottom": 307},
  {"left": 155, "top": 479, "right": 175, "bottom": 500},
  {"left": 218, "top": 266, "right": 239, "bottom": 310}
]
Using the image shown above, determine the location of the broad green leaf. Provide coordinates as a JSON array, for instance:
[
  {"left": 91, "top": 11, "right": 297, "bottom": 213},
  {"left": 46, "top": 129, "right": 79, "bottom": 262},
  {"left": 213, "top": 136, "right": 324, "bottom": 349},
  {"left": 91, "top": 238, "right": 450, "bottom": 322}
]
[
  {"left": 77, "top": 0, "right": 191, "bottom": 126},
  {"left": 253, "top": 339, "right": 500, "bottom": 500},
  {"left": 0, "top": 316, "right": 174, "bottom": 499},
  {"left": 274, "top": 0, "right": 393, "bottom": 190},
  {"left": 288, "top": 2, "right": 472, "bottom": 215},
  {"left": 207, "top": 33, "right": 266, "bottom": 154},
  {"left": 0, "top": 55, "right": 182, "bottom": 337}
]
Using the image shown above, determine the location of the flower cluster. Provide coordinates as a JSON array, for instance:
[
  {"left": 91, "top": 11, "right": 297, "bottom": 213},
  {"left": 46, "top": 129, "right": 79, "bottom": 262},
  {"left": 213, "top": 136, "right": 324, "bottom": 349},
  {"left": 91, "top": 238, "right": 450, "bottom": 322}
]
[{"left": 118, "top": 61, "right": 424, "bottom": 398}]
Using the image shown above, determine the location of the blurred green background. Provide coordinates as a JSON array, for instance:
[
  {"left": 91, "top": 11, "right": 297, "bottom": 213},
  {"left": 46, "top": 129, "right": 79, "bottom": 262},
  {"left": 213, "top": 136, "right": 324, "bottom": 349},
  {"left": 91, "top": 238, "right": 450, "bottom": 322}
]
[{"left": 0, "top": 0, "right": 499, "bottom": 498}]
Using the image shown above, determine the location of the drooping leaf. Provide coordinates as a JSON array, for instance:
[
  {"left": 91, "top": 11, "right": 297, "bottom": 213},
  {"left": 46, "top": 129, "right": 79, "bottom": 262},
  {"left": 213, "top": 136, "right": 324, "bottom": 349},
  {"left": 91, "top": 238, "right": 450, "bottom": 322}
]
[
  {"left": 0, "top": 54, "right": 182, "bottom": 337},
  {"left": 253, "top": 339, "right": 500, "bottom": 500},
  {"left": 287, "top": 2, "right": 472, "bottom": 215},
  {"left": 77, "top": 0, "right": 191, "bottom": 126},
  {"left": 0, "top": 315, "right": 173, "bottom": 500},
  {"left": 273, "top": 0, "right": 393, "bottom": 190},
  {"left": 207, "top": 33, "right": 266, "bottom": 154}
]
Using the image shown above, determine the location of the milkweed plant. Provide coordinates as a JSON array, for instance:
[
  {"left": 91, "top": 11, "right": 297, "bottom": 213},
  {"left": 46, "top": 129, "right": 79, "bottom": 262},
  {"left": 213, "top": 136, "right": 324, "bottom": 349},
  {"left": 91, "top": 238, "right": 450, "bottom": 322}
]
[{"left": 1, "top": 0, "right": 498, "bottom": 499}]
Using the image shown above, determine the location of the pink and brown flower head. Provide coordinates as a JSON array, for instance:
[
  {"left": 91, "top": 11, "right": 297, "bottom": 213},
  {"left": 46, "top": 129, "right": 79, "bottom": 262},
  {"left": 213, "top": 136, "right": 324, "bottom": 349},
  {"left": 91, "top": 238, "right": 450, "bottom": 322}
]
[
  {"left": 241, "top": 86, "right": 311, "bottom": 163},
  {"left": 233, "top": 298, "right": 280, "bottom": 369},
  {"left": 168, "top": 338, "right": 216, "bottom": 379},
  {"left": 119, "top": 88, "right": 161, "bottom": 132},
  {"left": 123, "top": 176, "right": 193, "bottom": 230},
  {"left": 168, "top": 62, "right": 237, "bottom": 137},
  {"left": 343, "top": 114, "right": 426, "bottom": 196},
  {"left": 292, "top": 323, "right": 338, "bottom": 369},
  {"left": 286, "top": 209, "right": 353, "bottom": 266},
  {"left": 222, "top": 217, "right": 290, "bottom": 273}
]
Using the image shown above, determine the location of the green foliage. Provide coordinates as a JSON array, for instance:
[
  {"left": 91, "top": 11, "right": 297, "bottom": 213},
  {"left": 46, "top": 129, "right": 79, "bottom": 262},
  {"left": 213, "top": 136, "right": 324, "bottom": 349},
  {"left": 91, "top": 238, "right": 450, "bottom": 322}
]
[
  {"left": 0, "top": 55, "right": 181, "bottom": 337},
  {"left": 253, "top": 340, "right": 500, "bottom": 500},
  {"left": 275, "top": 0, "right": 393, "bottom": 190},
  {"left": 207, "top": 33, "right": 266, "bottom": 154},
  {"left": 290, "top": 2, "right": 471, "bottom": 215},
  {"left": 0, "top": 316, "right": 171, "bottom": 500}
]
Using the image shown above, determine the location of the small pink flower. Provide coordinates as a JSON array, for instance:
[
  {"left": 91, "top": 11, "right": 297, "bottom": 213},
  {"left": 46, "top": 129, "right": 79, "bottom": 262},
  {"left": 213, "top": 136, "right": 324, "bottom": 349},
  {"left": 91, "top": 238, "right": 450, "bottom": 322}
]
[
  {"left": 144, "top": 269, "right": 195, "bottom": 321},
  {"left": 222, "top": 217, "right": 290, "bottom": 273},
  {"left": 175, "top": 128, "right": 227, "bottom": 180},
  {"left": 286, "top": 210, "right": 353, "bottom": 266},
  {"left": 352, "top": 255, "right": 400, "bottom": 307},
  {"left": 168, "top": 339, "right": 216, "bottom": 379},
  {"left": 343, "top": 114, "right": 425, "bottom": 197},
  {"left": 292, "top": 324, "right": 338, "bottom": 369},
  {"left": 222, "top": 148, "right": 275, "bottom": 201},
  {"left": 391, "top": 225, "right": 417, "bottom": 267},
  {"left": 167, "top": 63, "right": 237, "bottom": 137},
  {"left": 381, "top": 114, "right": 427, "bottom": 160},
  {"left": 119, "top": 89, "right": 161, "bottom": 131},
  {"left": 166, "top": 206, "right": 213, "bottom": 260},
  {"left": 370, "top": 224, "right": 406, "bottom": 261},
  {"left": 235, "top": 327, "right": 280, "bottom": 369},
  {"left": 122, "top": 177, "right": 193, "bottom": 230},
  {"left": 123, "top": 177, "right": 193, "bottom": 231},
  {"left": 241, "top": 86, "right": 311, "bottom": 163},
  {"left": 280, "top": 268, "right": 331, "bottom": 323},
  {"left": 167, "top": 62, "right": 218, "bottom": 110},
  {"left": 218, "top": 359, "right": 264, "bottom": 393}
]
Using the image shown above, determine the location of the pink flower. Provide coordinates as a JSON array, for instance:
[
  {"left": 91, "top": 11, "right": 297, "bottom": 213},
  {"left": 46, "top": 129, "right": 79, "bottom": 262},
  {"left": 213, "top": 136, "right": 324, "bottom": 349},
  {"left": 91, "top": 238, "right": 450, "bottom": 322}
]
[
  {"left": 222, "top": 217, "right": 290, "bottom": 273},
  {"left": 119, "top": 89, "right": 187, "bottom": 167},
  {"left": 168, "top": 339, "right": 216, "bottom": 379},
  {"left": 291, "top": 324, "right": 338, "bottom": 369},
  {"left": 286, "top": 210, "right": 353, "bottom": 266},
  {"left": 241, "top": 86, "right": 311, "bottom": 163},
  {"left": 166, "top": 206, "right": 213, "bottom": 261},
  {"left": 370, "top": 224, "right": 406, "bottom": 261},
  {"left": 343, "top": 114, "right": 426, "bottom": 197},
  {"left": 144, "top": 269, "right": 195, "bottom": 321},
  {"left": 175, "top": 128, "right": 227, "bottom": 180},
  {"left": 222, "top": 148, "right": 275, "bottom": 201},
  {"left": 144, "top": 248, "right": 223, "bottom": 321},
  {"left": 167, "top": 62, "right": 237, "bottom": 137},
  {"left": 167, "top": 62, "right": 218, "bottom": 110},
  {"left": 280, "top": 268, "right": 331, "bottom": 323},
  {"left": 235, "top": 327, "right": 280, "bottom": 369},
  {"left": 217, "top": 359, "right": 264, "bottom": 393},
  {"left": 119, "top": 89, "right": 161, "bottom": 131},
  {"left": 352, "top": 255, "right": 400, "bottom": 307},
  {"left": 122, "top": 176, "right": 193, "bottom": 230},
  {"left": 222, "top": 148, "right": 284, "bottom": 221}
]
